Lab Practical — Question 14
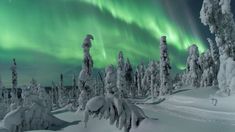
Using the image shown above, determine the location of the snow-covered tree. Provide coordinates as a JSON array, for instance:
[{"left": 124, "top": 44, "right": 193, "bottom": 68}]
[
  {"left": 105, "top": 65, "right": 117, "bottom": 95},
  {"left": 117, "top": 51, "right": 127, "bottom": 97},
  {"left": 3, "top": 89, "right": 9, "bottom": 105},
  {"left": 58, "top": 74, "right": 67, "bottom": 107},
  {"left": 78, "top": 34, "right": 94, "bottom": 110},
  {"left": 172, "top": 73, "right": 183, "bottom": 90},
  {"left": 78, "top": 81, "right": 89, "bottom": 111},
  {"left": 0, "top": 75, "right": 8, "bottom": 119},
  {"left": 133, "top": 71, "right": 138, "bottom": 97},
  {"left": 0, "top": 75, "right": 3, "bottom": 101},
  {"left": 51, "top": 81, "right": 59, "bottom": 108},
  {"left": 136, "top": 63, "right": 145, "bottom": 96},
  {"left": 217, "top": 46, "right": 235, "bottom": 95},
  {"left": 200, "top": 0, "right": 235, "bottom": 59},
  {"left": 94, "top": 72, "right": 105, "bottom": 96},
  {"left": 10, "top": 58, "right": 18, "bottom": 105},
  {"left": 208, "top": 38, "right": 220, "bottom": 85},
  {"left": 124, "top": 58, "right": 133, "bottom": 97},
  {"left": 39, "top": 86, "right": 52, "bottom": 112},
  {"left": 72, "top": 74, "right": 77, "bottom": 98},
  {"left": 149, "top": 61, "right": 158, "bottom": 99},
  {"left": 29, "top": 78, "right": 39, "bottom": 95},
  {"left": 200, "top": 50, "right": 214, "bottom": 87},
  {"left": 159, "top": 36, "right": 172, "bottom": 95},
  {"left": 141, "top": 64, "right": 151, "bottom": 96},
  {"left": 183, "top": 44, "right": 202, "bottom": 87},
  {"left": 141, "top": 61, "right": 160, "bottom": 98},
  {"left": 200, "top": 0, "right": 235, "bottom": 94}
]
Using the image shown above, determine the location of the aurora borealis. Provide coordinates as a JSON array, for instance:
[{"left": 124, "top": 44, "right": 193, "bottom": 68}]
[{"left": 0, "top": 0, "right": 221, "bottom": 86}]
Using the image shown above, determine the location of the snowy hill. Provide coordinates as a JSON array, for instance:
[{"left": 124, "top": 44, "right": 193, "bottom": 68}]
[{"left": 27, "top": 87, "right": 235, "bottom": 132}]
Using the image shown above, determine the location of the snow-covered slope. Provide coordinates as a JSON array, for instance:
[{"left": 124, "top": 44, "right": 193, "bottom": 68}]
[
  {"left": 141, "top": 87, "right": 235, "bottom": 124},
  {"left": 27, "top": 87, "right": 235, "bottom": 132}
]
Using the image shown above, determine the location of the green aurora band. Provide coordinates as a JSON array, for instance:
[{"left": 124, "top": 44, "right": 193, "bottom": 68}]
[{"left": 0, "top": 0, "right": 207, "bottom": 85}]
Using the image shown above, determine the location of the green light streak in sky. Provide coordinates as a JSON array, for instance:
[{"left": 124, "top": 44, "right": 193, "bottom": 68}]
[
  {"left": 0, "top": 0, "right": 207, "bottom": 85},
  {"left": 80, "top": 0, "right": 206, "bottom": 53}
]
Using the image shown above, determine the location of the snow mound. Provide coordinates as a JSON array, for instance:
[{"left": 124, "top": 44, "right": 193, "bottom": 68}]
[{"left": 1, "top": 101, "right": 68, "bottom": 132}]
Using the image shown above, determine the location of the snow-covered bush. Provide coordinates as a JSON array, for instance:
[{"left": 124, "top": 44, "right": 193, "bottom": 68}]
[{"left": 84, "top": 95, "right": 146, "bottom": 132}]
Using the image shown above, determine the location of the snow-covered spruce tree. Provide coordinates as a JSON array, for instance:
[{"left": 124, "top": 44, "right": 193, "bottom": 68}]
[
  {"left": 159, "top": 36, "right": 172, "bottom": 95},
  {"left": 78, "top": 34, "right": 94, "bottom": 110},
  {"left": 136, "top": 63, "right": 145, "bottom": 96},
  {"left": 136, "top": 65, "right": 141, "bottom": 96},
  {"left": 184, "top": 44, "right": 202, "bottom": 87},
  {"left": 124, "top": 58, "right": 133, "bottom": 97},
  {"left": 29, "top": 78, "right": 39, "bottom": 95},
  {"left": 201, "top": 0, "right": 235, "bottom": 59},
  {"left": 149, "top": 61, "right": 158, "bottom": 99},
  {"left": 51, "top": 81, "right": 59, "bottom": 108},
  {"left": 3, "top": 89, "right": 9, "bottom": 105},
  {"left": 84, "top": 95, "right": 146, "bottom": 132},
  {"left": 58, "top": 74, "right": 67, "bottom": 107},
  {"left": 117, "top": 51, "right": 127, "bottom": 97},
  {"left": 141, "top": 64, "right": 150, "bottom": 97},
  {"left": 22, "top": 79, "right": 40, "bottom": 107},
  {"left": 200, "top": 0, "right": 235, "bottom": 94},
  {"left": 38, "top": 86, "right": 52, "bottom": 112},
  {"left": 10, "top": 58, "right": 18, "bottom": 106},
  {"left": 72, "top": 74, "right": 77, "bottom": 98},
  {"left": 142, "top": 61, "right": 160, "bottom": 98},
  {"left": 0, "top": 75, "right": 8, "bottom": 119},
  {"left": 96, "top": 71, "right": 105, "bottom": 96},
  {"left": 105, "top": 65, "right": 117, "bottom": 95},
  {"left": 172, "top": 73, "right": 183, "bottom": 90},
  {"left": 208, "top": 38, "right": 220, "bottom": 85},
  {"left": 133, "top": 70, "right": 138, "bottom": 97},
  {"left": 200, "top": 50, "right": 214, "bottom": 87},
  {"left": 94, "top": 77, "right": 99, "bottom": 96},
  {"left": 0, "top": 75, "right": 3, "bottom": 101}
]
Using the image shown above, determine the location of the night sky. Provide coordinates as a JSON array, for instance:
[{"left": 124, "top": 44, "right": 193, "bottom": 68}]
[{"left": 0, "top": 0, "right": 234, "bottom": 87}]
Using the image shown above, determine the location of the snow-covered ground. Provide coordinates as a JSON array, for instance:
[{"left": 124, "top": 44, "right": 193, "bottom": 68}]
[
  {"left": 26, "top": 87, "right": 235, "bottom": 132},
  {"left": 156, "top": 87, "right": 235, "bottom": 122}
]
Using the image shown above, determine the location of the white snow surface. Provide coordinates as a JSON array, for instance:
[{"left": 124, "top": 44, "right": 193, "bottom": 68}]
[{"left": 24, "top": 87, "right": 235, "bottom": 132}]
